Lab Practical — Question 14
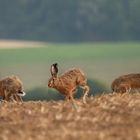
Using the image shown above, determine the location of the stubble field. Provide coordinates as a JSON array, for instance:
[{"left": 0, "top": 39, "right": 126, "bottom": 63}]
[
  {"left": 0, "top": 92, "right": 140, "bottom": 140},
  {"left": 0, "top": 40, "right": 140, "bottom": 140}
]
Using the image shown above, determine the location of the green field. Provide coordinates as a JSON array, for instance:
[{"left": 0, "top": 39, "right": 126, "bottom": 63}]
[
  {"left": 0, "top": 42, "right": 140, "bottom": 64},
  {"left": 0, "top": 42, "right": 140, "bottom": 90}
]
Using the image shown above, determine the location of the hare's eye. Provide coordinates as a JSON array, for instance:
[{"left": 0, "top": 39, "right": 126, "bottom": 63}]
[{"left": 52, "top": 78, "right": 55, "bottom": 81}]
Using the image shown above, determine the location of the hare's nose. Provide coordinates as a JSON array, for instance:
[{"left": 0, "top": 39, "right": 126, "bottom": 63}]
[{"left": 48, "top": 83, "right": 51, "bottom": 87}]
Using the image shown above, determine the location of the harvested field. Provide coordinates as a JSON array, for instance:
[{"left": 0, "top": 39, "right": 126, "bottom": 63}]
[
  {"left": 0, "top": 93, "right": 140, "bottom": 140},
  {"left": 0, "top": 39, "right": 45, "bottom": 49}
]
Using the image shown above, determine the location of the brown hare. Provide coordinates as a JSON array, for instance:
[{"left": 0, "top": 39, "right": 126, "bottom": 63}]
[
  {"left": 48, "top": 63, "right": 89, "bottom": 109},
  {"left": 111, "top": 73, "right": 140, "bottom": 93},
  {"left": 0, "top": 75, "right": 26, "bottom": 102}
]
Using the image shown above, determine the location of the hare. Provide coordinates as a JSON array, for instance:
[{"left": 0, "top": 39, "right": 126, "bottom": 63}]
[
  {"left": 111, "top": 73, "right": 140, "bottom": 93},
  {"left": 48, "top": 63, "right": 89, "bottom": 108},
  {"left": 0, "top": 75, "right": 26, "bottom": 102}
]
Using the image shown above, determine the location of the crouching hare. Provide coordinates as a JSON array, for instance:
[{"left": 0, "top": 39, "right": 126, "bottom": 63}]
[
  {"left": 0, "top": 75, "right": 26, "bottom": 103},
  {"left": 48, "top": 63, "right": 89, "bottom": 109},
  {"left": 111, "top": 73, "right": 140, "bottom": 93}
]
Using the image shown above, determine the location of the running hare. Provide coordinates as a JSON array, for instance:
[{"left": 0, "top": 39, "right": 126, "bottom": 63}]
[{"left": 48, "top": 63, "right": 89, "bottom": 108}]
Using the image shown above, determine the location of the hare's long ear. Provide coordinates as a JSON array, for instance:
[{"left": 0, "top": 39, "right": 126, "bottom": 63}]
[{"left": 50, "top": 63, "right": 58, "bottom": 77}]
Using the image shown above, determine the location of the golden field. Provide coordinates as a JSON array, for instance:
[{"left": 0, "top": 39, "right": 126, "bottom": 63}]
[{"left": 0, "top": 92, "right": 140, "bottom": 140}]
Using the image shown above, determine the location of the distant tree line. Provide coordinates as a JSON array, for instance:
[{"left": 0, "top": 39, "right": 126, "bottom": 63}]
[{"left": 0, "top": 0, "right": 140, "bottom": 42}]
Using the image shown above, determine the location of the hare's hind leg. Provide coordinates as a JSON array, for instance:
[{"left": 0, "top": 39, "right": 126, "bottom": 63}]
[
  {"left": 4, "top": 90, "right": 12, "bottom": 102},
  {"left": 81, "top": 85, "right": 89, "bottom": 104}
]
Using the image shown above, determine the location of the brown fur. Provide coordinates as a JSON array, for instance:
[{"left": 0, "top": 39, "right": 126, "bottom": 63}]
[
  {"left": 0, "top": 75, "right": 25, "bottom": 102},
  {"left": 48, "top": 67, "right": 89, "bottom": 105},
  {"left": 111, "top": 73, "right": 140, "bottom": 93}
]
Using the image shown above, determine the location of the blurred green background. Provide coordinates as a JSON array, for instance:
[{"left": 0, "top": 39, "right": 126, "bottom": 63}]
[
  {"left": 0, "top": 0, "right": 140, "bottom": 42},
  {"left": 0, "top": 43, "right": 139, "bottom": 100},
  {"left": 0, "top": 0, "right": 140, "bottom": 100}
]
